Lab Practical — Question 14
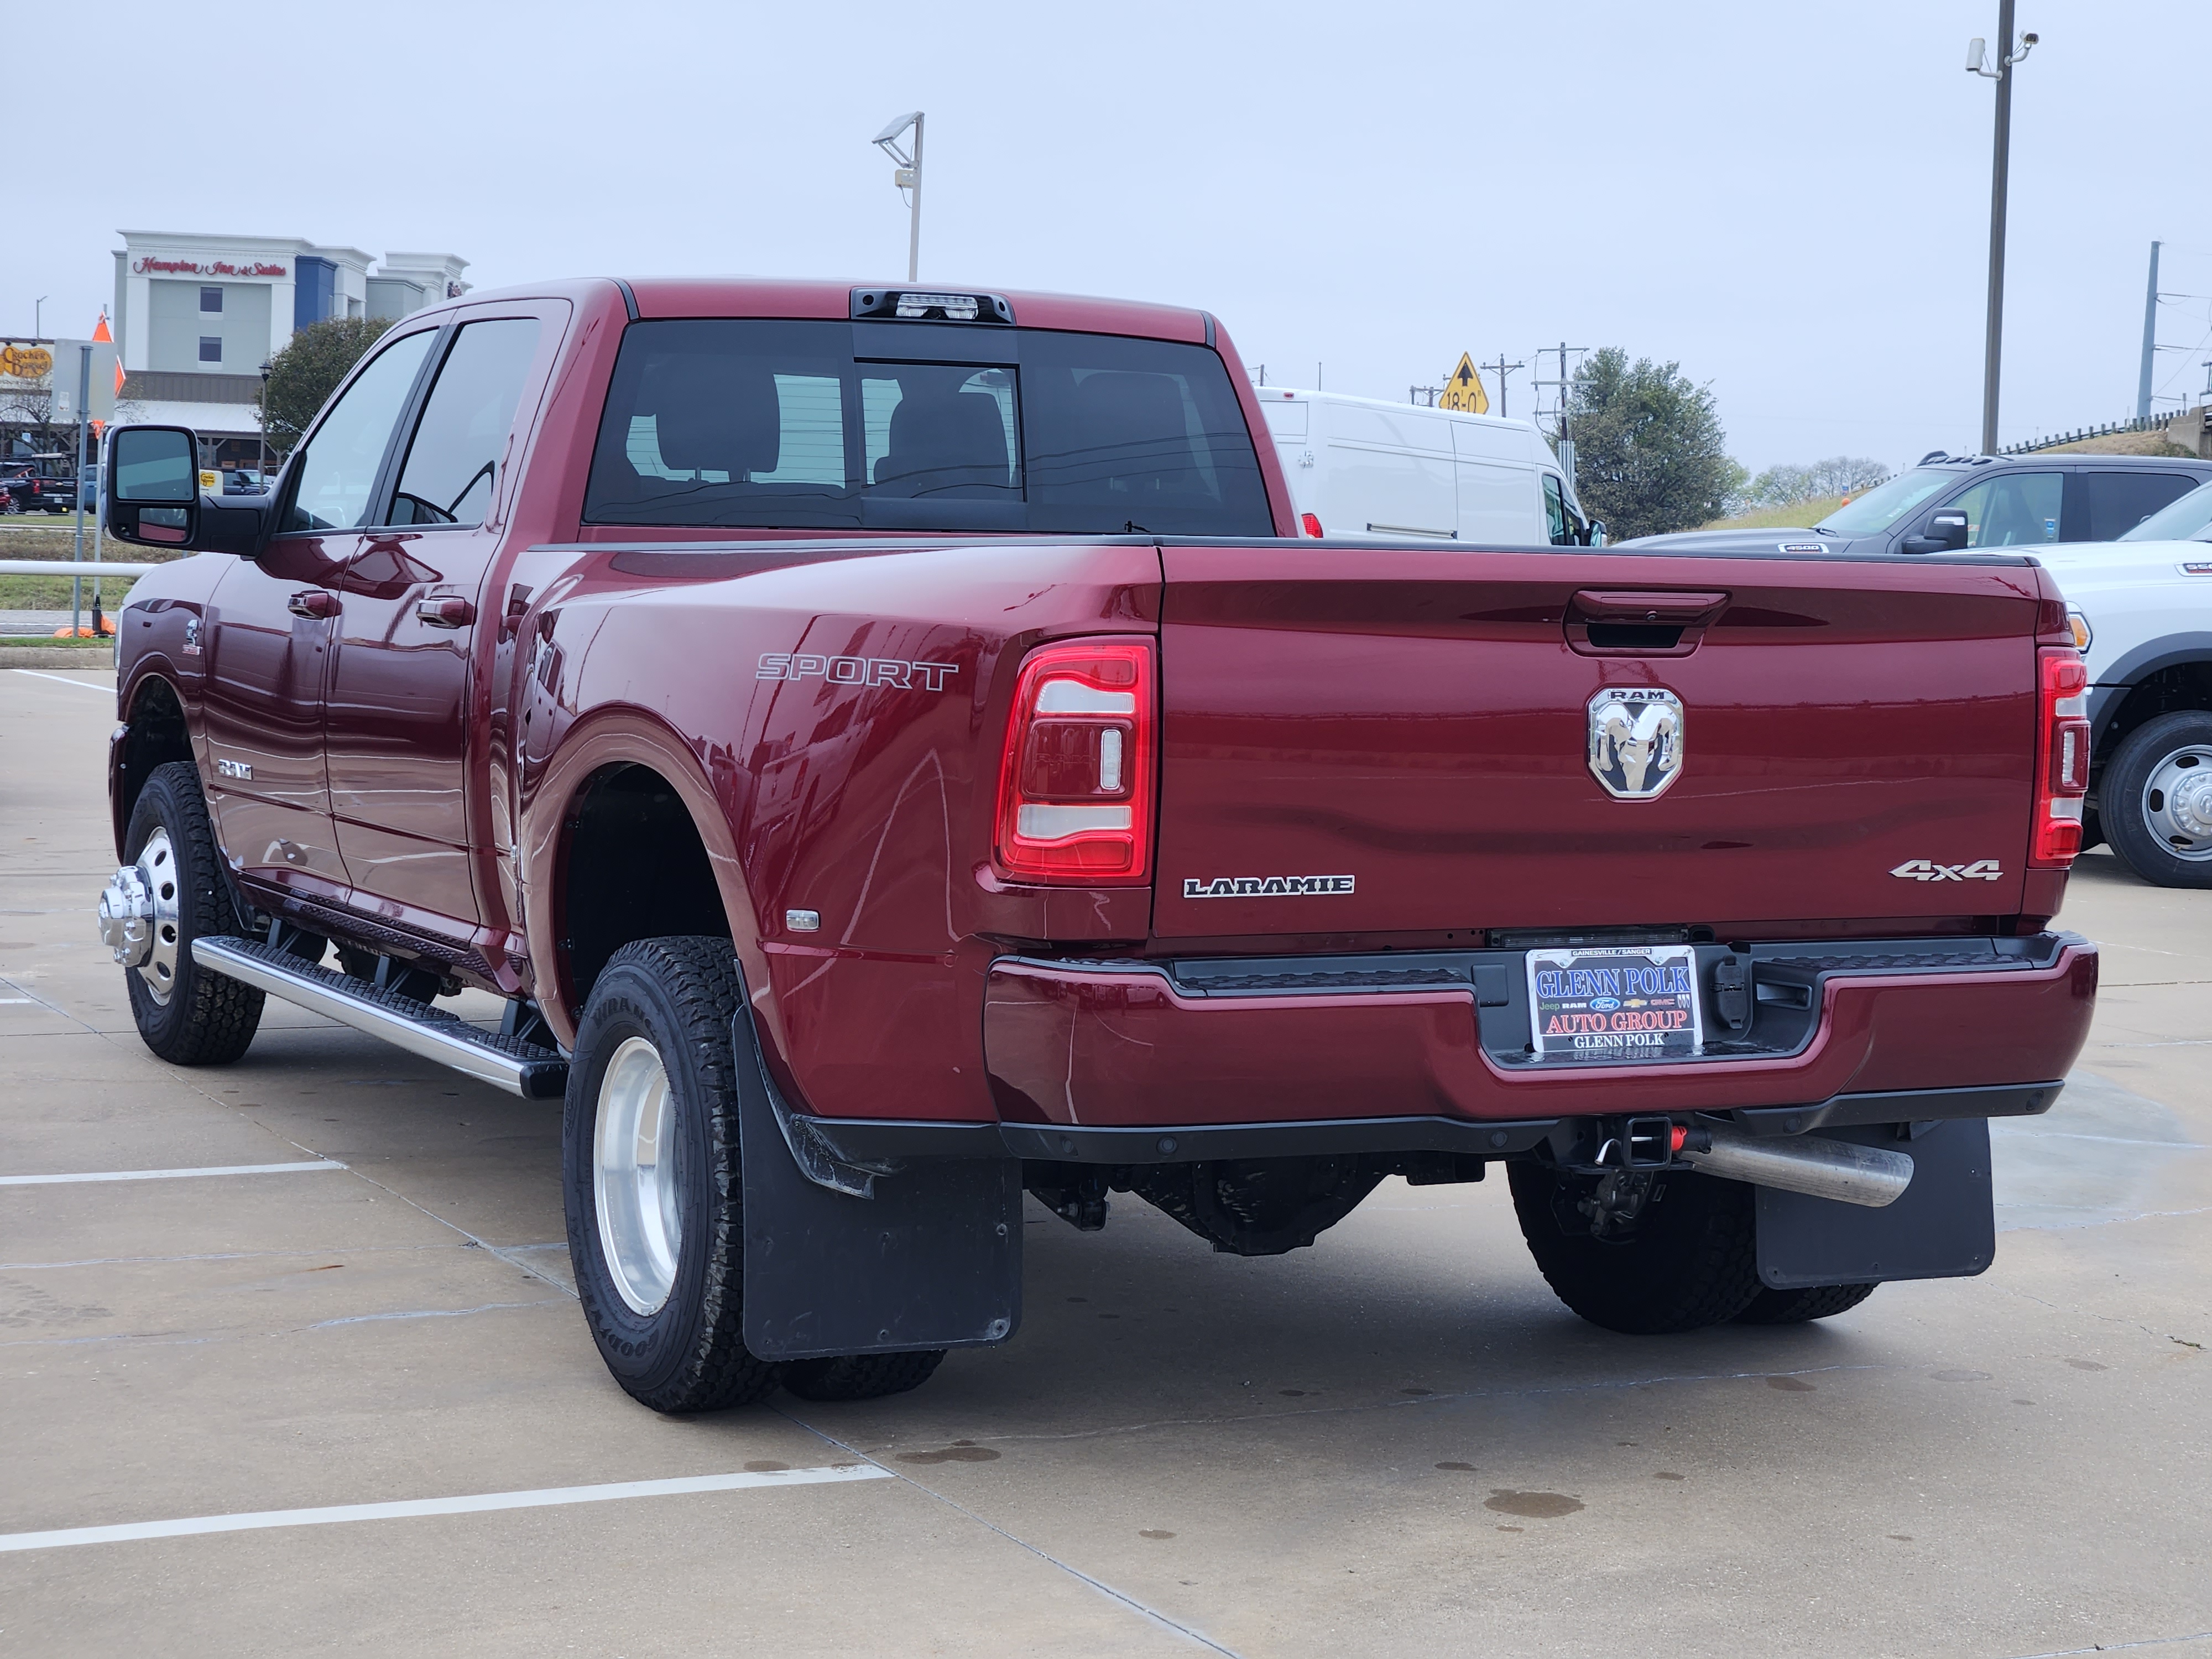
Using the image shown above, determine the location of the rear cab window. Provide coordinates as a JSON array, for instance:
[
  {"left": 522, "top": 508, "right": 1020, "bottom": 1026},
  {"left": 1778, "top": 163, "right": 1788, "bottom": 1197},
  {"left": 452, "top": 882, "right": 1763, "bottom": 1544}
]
[{"left": 582, "top": 319, "right": 1271, "bottom": 536}]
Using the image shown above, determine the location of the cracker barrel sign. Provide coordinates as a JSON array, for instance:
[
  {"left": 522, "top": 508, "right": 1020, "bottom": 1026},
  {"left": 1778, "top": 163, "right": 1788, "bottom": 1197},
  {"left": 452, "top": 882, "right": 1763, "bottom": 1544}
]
[{"left": 1, "top": 342, "right": 55, "bottom": 384}]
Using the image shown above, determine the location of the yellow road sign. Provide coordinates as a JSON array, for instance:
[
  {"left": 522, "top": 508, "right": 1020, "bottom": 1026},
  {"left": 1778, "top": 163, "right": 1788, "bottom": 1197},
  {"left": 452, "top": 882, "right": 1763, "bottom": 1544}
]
[{"left": 1439, "top": 353, "right": 1489, "bottom": 415}]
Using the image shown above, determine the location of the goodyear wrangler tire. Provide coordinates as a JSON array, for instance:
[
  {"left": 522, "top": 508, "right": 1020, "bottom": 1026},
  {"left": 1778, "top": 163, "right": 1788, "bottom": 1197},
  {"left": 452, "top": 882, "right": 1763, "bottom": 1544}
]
[
  {"left": 563, "top": 937, "right": 782, "bottom": 1413},
  {"left": 1733, "top": 1281, "right": 1878, "bottom": 1324},
  {"left": 781, "top": 1350, "right": 947, "bottom": 1402},
  {"left": 119, "top": 761, "right": 264, "bottom": 1066},
  {"left": 1507, "top": 1162, "right": 1762, "bottom": 1334}
]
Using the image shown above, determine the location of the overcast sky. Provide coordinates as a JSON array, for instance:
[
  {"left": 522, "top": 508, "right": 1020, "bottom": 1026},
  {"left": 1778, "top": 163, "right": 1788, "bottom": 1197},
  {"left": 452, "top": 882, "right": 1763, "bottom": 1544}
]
[{"left": 12, "top": 0, "right": 2209, "bottom": 473}]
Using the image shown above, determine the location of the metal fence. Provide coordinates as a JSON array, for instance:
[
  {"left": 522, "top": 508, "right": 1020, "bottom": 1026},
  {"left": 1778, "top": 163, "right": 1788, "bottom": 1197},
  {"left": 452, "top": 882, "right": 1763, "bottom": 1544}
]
[{"left": 2000, "top": 411, "right": 2181, "bottom": 456}]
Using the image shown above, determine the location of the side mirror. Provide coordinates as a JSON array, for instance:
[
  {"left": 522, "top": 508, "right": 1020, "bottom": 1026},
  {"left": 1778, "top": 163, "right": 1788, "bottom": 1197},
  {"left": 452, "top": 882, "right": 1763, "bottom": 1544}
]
[
  {"left": 104, "top": 425, "right": 199, "bottom": 548},
  {"left": 1901, "top": 509, "right": 1970, "bottom": 555},
  {"left": 1585, "top": 520, "right": 1608, "bottom": 548}
]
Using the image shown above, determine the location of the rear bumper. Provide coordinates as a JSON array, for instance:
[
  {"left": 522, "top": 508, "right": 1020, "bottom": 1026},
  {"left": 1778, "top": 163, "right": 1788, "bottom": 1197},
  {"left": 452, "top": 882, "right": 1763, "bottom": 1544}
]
[
  {"left": 799, "top": 1079, "right": 2063, "bottom": 1168},
  {"left": 978, "top": 933, "right": 2096, "bottom": 1131}
]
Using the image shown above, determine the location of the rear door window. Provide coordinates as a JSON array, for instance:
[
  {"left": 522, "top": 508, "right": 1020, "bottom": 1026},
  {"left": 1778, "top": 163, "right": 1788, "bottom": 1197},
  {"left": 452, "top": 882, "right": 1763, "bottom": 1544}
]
[
  {"left": 1947, "top": 471, "right": 2063, "bottom": 547},
  {"left": 2079, "top": 470, "right": 2198, "bottom": 540},
  {"left": 582, "top": 319, "right": 1271, "bottom": 535}
]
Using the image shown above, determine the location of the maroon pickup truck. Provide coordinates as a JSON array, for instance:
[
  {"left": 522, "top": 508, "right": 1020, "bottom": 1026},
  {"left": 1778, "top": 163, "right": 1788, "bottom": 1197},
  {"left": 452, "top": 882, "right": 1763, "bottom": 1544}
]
[{"left": 94, "top": 279, "right": 2098, "bottom": 1413}]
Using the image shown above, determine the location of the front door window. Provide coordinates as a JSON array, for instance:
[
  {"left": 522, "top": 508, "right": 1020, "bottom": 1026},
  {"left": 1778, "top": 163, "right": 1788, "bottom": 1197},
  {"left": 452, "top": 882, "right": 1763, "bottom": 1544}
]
[
  {"left": 1947, "top": 471, "right": 2063, "bottom": 547},
  {"left": 284, "top": 330, "right": 436, "bottom": 533}
]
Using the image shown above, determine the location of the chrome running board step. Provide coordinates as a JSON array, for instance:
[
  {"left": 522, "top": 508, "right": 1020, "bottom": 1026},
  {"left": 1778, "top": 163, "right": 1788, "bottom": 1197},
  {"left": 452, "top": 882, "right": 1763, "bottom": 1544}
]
[{"left": 192, "top": 936, "right": 568, "bottom": 1099}]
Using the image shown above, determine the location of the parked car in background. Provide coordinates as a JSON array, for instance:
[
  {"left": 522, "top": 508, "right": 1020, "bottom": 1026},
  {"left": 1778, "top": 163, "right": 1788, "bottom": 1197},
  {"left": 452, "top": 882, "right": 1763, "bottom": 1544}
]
[
  {"left": 221, "top": 469, "right": 271, "bottom": 495},
  {"left": 1624, "top": 452, "right": 2212, "bottom": 557},
  {"left": 1, "top": 458, "right": 77, "bottom": 514},
  {"left": 2034, "top": 480, "right": 2212, "bottom": 887},
  {"left": 1253, "top": 388, "right": 1599, "bottom": 545}
]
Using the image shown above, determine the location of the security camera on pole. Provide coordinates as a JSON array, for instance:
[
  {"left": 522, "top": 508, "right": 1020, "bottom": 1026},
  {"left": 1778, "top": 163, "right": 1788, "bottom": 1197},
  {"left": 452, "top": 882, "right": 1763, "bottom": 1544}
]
[
  {"left": 1966, "top": 6, "right": 2039, "bottom": 456},
  {"left": 873, "top": 111, "right": 925, "bottom": 284}
]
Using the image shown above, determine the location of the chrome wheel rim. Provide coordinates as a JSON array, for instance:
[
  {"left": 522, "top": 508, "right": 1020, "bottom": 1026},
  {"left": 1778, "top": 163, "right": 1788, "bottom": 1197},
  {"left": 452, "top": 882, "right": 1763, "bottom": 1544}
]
[
  {"left": 593, "top": 1036, "right": 682, "bottom": 1315},
  {"left": 2142, "top": 745, "right": 2212, "bottom": 862},
  {"left": 132, "top": 828, "right": 183, "bottom": 1005}
]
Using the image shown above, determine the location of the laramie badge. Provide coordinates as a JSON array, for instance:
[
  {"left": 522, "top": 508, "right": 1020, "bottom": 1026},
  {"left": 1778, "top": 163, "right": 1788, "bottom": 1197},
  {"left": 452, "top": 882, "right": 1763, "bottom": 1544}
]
[{"left": 1588, "top": 687, "right": 1684, "bottom": 800}]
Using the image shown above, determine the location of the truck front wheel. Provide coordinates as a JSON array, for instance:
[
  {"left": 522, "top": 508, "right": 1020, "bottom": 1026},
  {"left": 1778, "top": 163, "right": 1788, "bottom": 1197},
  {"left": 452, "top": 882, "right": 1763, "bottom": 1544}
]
[
  {"left": 108, "top": 761, "right": 264, "bottom": 1066},
  {"left": 2102, "top": 711, "right": 2212, "bottom": 888},
  {"left": 562, "top": 937, "right": 783, "bottom": 1413},
  {"left": 1507, "top": 1162, "right": 1762, "bottom": 1333}
]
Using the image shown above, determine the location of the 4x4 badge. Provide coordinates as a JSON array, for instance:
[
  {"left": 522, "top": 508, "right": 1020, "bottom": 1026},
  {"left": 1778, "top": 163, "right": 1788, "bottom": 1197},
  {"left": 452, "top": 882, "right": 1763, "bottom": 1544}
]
[{"left": 1890, "top": 859, "right": 2003, "bottom": 881}]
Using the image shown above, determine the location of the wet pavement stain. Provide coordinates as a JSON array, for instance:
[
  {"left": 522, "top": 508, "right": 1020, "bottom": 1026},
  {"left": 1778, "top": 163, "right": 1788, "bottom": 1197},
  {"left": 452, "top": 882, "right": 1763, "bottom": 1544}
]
[
  {"left": 1139, "top": 1530, "right": 1175, "bottom": 1540},
  {"left": 1767, "top": 1375, "right": 1817, "bottom": 1392},
  {"left": 1280, "top": 1389, "right": 1307, "bottom": 1397},
  {"left": 743, "top": 1460, "right": 791, "bottom": 1473},
  {"left": 900, "top": 1445, "right": 1002, "bottom": 1465},
  {"left": 1485, "top": 1489, "right": 1585, "bottom": 1519},
  {"left": 1400, "top": 1387, "right": 1434, "bottom": 1397},
  {"left": 2065, "top": 1358, "right": 2108, "bottom": 1371},
  {"left": 1652, "top": 1472, "right": 1686, "bottom": 1481},
  {"left": 1933, "top": 1369, "right": 1992, "bottom": 1382},
  {"left": 1495, "top": 1525, "right": 1524, "bottom": 1533}
]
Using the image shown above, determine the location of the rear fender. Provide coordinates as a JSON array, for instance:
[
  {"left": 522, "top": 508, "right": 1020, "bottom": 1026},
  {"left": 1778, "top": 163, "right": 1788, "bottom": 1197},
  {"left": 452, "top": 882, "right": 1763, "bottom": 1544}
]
[{"left": 525, "top": 708, "right": 767, "bottom": 1051}]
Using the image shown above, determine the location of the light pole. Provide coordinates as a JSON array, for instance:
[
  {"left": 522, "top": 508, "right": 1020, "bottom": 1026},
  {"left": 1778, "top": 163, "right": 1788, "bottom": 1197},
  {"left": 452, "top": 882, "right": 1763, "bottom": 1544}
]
[
  {"left": 873, "top": 111, "right": 925, "bottom": 283},
  {"left": 33, "top": 296, "right": 46, "bottom": 340},
  {"left": 1966, "top": 7, "right": 2038, "bottom": 456}
]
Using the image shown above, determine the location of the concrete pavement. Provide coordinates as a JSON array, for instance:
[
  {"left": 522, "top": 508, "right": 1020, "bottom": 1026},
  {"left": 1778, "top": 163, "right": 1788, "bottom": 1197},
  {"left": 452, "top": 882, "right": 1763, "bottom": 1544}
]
[{"left": 1, "top": 664, "right": 2206, "bottom": 1658}]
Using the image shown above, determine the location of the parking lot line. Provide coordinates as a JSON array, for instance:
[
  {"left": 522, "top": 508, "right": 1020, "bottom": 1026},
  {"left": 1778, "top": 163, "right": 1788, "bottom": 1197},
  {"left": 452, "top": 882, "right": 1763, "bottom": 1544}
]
[
  {"left": 0, "top": 1464, "right": 895, "bottom": 1554},
  {"left": 8, "top": 669, "right": 113, "bottom": 692},
  {"left": 0, "top": 1159, "right": 347, "bottom": 1186}
]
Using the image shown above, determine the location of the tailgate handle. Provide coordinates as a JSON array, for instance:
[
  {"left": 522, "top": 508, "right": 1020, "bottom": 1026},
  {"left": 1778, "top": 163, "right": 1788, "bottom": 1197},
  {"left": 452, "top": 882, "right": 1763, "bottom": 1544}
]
[{"left": 1566, "top": 589, "right": 1729, "bottom": 656}]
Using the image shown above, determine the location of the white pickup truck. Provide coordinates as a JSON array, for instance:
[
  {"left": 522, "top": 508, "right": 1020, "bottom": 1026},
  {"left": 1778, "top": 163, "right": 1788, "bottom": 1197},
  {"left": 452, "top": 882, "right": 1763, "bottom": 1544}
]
[{"left": 2040, "top": 479, "right": 2212, "bottom": 886}]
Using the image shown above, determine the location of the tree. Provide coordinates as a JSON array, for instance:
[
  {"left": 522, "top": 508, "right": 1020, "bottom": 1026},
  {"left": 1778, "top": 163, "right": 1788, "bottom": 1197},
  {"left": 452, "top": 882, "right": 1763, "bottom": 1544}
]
[
  {"left": 1742, "top": 455, "right": 1890, "bottom": 511},
  {"left": 1563, "top": 348, "right": 1742, "bottom": 541},
  {"left": 257, "top": 316, "right": 394, "bottom": 457}
]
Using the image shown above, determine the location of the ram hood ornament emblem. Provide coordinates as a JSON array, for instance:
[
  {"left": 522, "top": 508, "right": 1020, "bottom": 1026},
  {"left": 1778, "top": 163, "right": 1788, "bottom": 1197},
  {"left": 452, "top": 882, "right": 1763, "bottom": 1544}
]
[{"left": 1588, "top": 687, "right": 1684, "bottom": 800}]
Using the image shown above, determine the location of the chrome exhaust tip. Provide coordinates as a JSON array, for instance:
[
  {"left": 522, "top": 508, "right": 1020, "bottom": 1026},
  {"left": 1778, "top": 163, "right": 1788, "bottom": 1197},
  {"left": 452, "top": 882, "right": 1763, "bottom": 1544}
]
[{"left": 1678, "top": 1120, "right": 1913, "bottom": 1208}]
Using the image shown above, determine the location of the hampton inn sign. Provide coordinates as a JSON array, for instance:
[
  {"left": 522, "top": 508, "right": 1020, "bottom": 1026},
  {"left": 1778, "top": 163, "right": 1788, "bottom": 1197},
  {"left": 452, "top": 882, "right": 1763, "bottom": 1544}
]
[{"left": 129, "top": 257, "right": 289, "bottom": 278}]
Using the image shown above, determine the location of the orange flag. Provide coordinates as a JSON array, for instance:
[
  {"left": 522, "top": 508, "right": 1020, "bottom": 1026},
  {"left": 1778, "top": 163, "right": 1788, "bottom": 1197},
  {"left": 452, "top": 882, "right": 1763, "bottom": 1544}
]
[{"left": 94, "top": 310, "right": 122, "bottom": 395}]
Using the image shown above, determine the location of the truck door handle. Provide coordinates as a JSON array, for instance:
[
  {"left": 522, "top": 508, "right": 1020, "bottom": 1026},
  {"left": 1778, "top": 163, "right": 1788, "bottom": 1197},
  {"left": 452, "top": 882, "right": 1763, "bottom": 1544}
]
[
  {"left": 1569, "top": 589, "right": 1730, "bottom": 622},
  {"left": 1564, "top": 590, "right": 1729, "bottom": 657},
  {"left": 288, "top": 589, "right": 336, "bottom": 619},
  {"left": 417, "top": 596, "right": 475, "bottom": 629}
]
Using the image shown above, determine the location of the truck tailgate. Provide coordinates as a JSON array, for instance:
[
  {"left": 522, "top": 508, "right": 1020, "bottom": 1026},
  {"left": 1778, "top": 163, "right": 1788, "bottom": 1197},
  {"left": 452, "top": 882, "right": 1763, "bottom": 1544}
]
[{"left": 1154, "top": 545, "right": 2044, "bottom": 937}]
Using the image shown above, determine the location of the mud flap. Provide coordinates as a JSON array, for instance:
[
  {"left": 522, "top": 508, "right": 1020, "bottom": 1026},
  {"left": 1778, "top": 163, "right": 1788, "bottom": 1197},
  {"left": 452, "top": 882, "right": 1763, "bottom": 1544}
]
[
  {"left": 733, "top": 1012, "right": 1022, "bottom": 1361},
  {"left": 1754, "top": 1119, "right": 1995, "bottom": 1290}
]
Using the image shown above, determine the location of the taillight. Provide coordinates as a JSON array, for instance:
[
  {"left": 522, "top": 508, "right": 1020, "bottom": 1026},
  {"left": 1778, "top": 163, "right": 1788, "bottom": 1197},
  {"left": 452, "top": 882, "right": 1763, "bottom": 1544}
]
[
  {"left": 2032, "top": 646, "right": 2091, "bottom": 867},
  {"left": 993, "top": 638, "right": 1154, "bottom": 884},
  {"left": 1301, "top": 512, "right": 1323, "bottom": 539}
]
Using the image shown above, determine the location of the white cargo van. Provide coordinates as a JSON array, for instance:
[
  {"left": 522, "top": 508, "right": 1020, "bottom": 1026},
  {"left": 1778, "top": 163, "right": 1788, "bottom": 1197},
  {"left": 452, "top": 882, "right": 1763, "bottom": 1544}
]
[{"left": 1253, "top": 388, "right": 1599, "bottom": 546}]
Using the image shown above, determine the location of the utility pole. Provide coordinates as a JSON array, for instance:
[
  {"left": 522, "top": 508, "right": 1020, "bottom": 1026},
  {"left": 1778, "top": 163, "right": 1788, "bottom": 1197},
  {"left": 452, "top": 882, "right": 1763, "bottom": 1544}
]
[
  {"left": 872, "top": 112, "right": 926, "bottom": 283},
  {"left": 1485, "top": 355, "right": 1525, "bottom": 420},
  {"left": 34, "top": 296, "right": 46, "bottom": 340},
  {"left": 70, "top": 344, "right": 90, "bottom": 638},
  {"left": 2137, "top": 241, "right": 2162, "bottom": 420},
  {"left": 1530, "top": 342, "right": 1589, "bottom": 486},
  {"left": 1967, "top": 5, "right": 2038, "bottom": 455}
]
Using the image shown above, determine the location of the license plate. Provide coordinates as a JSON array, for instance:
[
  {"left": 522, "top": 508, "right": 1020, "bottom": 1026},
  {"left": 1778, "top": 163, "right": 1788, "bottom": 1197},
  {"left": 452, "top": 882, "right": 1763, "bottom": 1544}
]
[{"left": 1525, "top": 944, "right": 1703, "bottom": 1063}]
